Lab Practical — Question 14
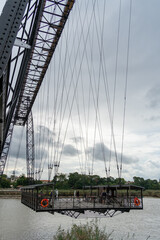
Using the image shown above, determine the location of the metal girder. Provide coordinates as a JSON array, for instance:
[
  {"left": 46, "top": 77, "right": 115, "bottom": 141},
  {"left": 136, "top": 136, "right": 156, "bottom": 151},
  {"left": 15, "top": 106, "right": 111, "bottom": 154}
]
[
  {"left": 0, "top": 0, "right": 29, "bottom": 78},
  {"left": 0, "top": 119, "right": 14, "bottom": 176},
  {"left": 14, "top": 0, "right": 75, "bottom": 126},
  {"left": 26, "top": 108, "right": 35, "bottom": 179},
  {"left": 0, "top": 66, "right": 11, "bottom": 175},
  {"left": 0, "top": 0, "right": 29, "bottom": 175}
]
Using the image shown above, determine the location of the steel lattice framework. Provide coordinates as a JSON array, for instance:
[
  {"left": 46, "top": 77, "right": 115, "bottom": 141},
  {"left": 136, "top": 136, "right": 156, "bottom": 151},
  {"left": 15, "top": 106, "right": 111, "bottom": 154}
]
[
  {"left": 0, "top": 0, "right": 75, "bottom": 176},
  {"left": 26, "top": 108, "right": 35, "bottom": 179}
]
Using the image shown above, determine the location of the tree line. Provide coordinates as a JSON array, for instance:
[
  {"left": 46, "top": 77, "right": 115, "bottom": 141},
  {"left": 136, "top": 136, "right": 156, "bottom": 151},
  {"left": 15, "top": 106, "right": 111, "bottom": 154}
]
[
  {"left": 53, "top": 173, "right": 160, "bottom": 190},
  {"left": 0, "top": 172, "right": 160, "bottom": 190}
]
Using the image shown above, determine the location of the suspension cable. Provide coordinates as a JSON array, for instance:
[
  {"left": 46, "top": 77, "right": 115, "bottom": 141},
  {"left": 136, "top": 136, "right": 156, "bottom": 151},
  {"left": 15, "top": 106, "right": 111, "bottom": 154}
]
[{"left": 120, "top": 0, "right": 132, "bottom": 180}]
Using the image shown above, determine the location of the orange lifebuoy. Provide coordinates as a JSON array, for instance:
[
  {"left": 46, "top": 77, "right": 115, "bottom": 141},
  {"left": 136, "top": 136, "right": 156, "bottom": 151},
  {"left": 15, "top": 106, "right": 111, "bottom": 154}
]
[
  {"left": 134, "top": 197, "right": 140, "bottom": 206},
  {"left": 41, "top": 198, "right": 49, "bottom": 208}
]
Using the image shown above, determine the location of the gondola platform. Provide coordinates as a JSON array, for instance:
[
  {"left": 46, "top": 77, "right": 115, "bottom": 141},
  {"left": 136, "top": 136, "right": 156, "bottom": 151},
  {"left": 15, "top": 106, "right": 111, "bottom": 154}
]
[{"left": 21, "top": 183, "right": 143, "bottom": 218}]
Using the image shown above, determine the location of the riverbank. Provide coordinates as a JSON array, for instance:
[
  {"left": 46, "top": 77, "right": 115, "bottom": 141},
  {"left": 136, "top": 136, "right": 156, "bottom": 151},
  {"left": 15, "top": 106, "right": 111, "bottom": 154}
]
[
  {"left": 143, "top": 189, "right": 160, "bottom": 198},
  {"left": 1, "top": 188, "right": 160, "bottom": 199},
  {"left": 0, "top": 189, "right": 21, "bottom": 199}
]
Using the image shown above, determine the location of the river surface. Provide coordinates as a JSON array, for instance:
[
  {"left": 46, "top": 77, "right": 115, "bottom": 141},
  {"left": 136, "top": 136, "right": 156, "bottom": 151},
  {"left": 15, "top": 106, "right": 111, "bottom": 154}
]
[{"left": 0, "top": 198, "right": 159, "bottom": 240}]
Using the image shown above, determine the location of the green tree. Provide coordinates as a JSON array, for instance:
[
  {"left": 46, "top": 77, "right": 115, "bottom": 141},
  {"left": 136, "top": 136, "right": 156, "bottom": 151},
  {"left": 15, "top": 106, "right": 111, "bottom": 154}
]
[
  {"left": 13, "top": 174, "right": 30, "bottom": 187},
  {"left": 133, "top": 176, "right": 160, "bottom": 190},
  {"left": 54, "top": 173, "right": 69, "bottom": 189},
  {"left": 68, "top": 172, "right": 91, "bottom": 189},
  {"left": 114, "top": 178, "right": 126, "bottom": 185},
  {"left": 133, "top": 176, "right": 144, "bottom": 187},
  {"left": 68, "top": 172, "right": 80, "bottom": 188},
  {"left": 0, "top": 174, "right": 11, "bottom": 188}
]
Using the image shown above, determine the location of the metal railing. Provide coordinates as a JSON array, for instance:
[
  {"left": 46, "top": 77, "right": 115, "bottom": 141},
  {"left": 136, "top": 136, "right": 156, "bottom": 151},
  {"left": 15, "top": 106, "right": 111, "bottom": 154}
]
[{"left": 21, "top": 192, "right": 143, "bottom": 212}]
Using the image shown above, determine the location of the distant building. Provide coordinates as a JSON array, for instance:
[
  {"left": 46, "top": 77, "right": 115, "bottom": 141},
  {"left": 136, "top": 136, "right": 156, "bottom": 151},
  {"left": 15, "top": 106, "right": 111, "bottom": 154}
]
[
  {"left": 41, "top": 180, "right": 49, "bottom": 184},
  {"left": 126, "top": 181, "right": 134, "bottom": 185}
]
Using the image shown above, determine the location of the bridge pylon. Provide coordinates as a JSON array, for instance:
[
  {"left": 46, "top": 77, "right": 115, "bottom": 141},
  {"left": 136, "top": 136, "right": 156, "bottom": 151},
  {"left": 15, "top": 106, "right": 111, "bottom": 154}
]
[{"left": 26, "top": 107, "right": 35, "bottom": 180}]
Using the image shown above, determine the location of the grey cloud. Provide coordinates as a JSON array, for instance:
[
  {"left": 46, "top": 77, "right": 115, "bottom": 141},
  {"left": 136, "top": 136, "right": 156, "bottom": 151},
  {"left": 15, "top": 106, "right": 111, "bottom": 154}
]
[
  {"left": 71, "top": 136, "right": 83, "bottom": 143},
  {"left": 9, "top": 140, "right": 49, "bottom": 161},
  {"left": 86, "top": 142, "right": 139, "bottom": 165},
  {"left": 86, "top": 143, "right": 110, "bottom": 161},
  {"left": 35, "top": 147, "right": 48, "bottom": 160},
  {"left": 9, "top": 125, "right": 49, "bottom": 161},
  {"left": 122, "top": 169, "right": 129, "bottom": 174},
  {"left": 9, "top": 127, "right": 26, "bottom": 159},
  {"left": 146, "top": 85, "right": 160, "bottom": 108},
  {"left": 148, "top": 160, "right": 160, "bottom": 169},
  {"left": 35, "top": 125, "right": 55, "bottom": 146},
  {"left": 146, "top": 115, "right": 160, "bottom": 122},
  {"left": 62, "top": 144, "right": 81, "bottom": 156},
  {"left": 37, "top": 125, "right": 55, "bottom": 134},
  {"left": 122, "top": 155, "right": 139, "bottom": 165},
  {"left": 9, "top": 147, "right": 26, "bottom": 159},
  {"left": 53, "top": 141, "right": 62, "bottom": 148}
]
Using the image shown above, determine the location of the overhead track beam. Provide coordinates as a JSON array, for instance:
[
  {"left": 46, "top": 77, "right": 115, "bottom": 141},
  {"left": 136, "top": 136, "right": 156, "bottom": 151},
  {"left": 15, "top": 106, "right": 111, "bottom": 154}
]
[{"left": 14, "top": 0, "right": 75, "bottom": 126}]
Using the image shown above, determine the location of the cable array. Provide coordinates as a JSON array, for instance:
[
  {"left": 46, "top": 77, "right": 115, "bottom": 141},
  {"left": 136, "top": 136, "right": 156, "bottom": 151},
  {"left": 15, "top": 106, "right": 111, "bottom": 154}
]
[{"left": 32, "top": 0, "right": 133, "bottom": 181}]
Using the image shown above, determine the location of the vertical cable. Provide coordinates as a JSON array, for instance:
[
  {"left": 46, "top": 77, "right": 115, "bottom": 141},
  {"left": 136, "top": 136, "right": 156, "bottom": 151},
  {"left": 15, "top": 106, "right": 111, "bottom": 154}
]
[{"left": 120, "top": 0, "right": 132, "bottom": 180}]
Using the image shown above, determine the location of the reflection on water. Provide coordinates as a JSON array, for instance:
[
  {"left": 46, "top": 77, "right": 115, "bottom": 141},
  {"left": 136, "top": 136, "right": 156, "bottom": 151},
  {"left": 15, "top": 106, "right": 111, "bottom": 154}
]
[{"left": 0, "top": 198, "right": 159, "bottom": 240}]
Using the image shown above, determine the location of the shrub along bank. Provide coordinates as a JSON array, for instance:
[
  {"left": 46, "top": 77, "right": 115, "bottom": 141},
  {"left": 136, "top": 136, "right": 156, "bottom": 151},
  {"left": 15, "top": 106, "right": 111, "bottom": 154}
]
[{"left": 53, "top": 221, "right": 112, "bottom": 240}]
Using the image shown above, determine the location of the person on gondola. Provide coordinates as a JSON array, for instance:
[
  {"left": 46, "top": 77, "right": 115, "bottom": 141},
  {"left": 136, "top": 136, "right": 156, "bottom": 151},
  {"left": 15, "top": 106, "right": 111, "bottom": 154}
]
[
  {"left": 76, "top": 190, "right": 79, "bottom": 198},
  {"left": 55, "top": 189, "right": 58, "bottom": 200},
  {"left": 101, "top": 188, "right": 107, "bottom": 204}
]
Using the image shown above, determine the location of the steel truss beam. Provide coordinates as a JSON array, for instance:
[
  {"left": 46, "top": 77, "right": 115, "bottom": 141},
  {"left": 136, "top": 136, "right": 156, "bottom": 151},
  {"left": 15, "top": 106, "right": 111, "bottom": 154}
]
[{"left": 15, "top": 0, "right": 75, "bottom": 126}]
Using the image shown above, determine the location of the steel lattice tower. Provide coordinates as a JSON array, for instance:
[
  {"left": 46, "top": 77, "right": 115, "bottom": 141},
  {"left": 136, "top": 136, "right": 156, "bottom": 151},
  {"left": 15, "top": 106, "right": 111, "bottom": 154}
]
[{"left": 26, "top": 109, "right": 35, "bottom": 180}]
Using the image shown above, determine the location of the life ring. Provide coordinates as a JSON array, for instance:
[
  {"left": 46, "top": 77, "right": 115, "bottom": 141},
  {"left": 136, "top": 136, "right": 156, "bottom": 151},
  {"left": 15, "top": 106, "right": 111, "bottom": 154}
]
[
  {"left": 41, "top": 198, "right": 49, "bottom": 208},
  {"left": 134, "top": 197, "right": 140, "bottom": 206}
]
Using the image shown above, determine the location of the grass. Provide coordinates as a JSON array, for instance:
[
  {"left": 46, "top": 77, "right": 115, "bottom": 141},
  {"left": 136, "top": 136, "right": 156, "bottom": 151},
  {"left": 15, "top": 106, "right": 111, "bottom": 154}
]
[{"left": 53, "top": 221, "right": 112, "bottom": 240}]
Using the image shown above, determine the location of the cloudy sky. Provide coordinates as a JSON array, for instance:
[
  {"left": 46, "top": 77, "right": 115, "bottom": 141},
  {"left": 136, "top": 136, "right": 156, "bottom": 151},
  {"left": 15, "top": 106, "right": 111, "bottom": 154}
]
[{"left": 1, "top": 0, "right": 160, "bottom": 181}]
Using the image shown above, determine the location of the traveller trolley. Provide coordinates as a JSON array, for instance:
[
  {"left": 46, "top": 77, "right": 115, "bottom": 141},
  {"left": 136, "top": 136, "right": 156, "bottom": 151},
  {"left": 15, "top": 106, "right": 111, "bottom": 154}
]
[{"left": 21, "top": 183, "right": 144, "bottom": 218}]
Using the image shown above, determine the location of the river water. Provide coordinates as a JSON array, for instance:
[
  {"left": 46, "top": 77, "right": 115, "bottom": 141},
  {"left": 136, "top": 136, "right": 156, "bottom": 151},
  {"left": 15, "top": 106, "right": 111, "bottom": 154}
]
[{"left": 0, "top": 198, "right": 159, "bottom": 240}]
